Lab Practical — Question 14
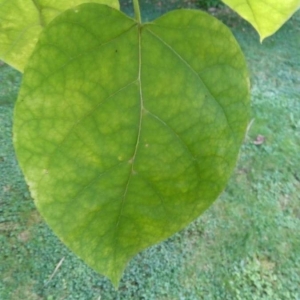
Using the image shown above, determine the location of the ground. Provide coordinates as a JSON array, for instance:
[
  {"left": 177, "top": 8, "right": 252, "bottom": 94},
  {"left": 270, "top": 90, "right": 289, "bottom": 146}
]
[{"left": 0, "top": 2, "right": 300, "bottom": 299}]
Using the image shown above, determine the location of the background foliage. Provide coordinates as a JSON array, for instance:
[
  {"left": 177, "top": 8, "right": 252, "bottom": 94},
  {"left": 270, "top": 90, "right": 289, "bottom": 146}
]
[
  {"left": 0, "top": 0, "right": 119, "bottom": 72},
  {"left": 197, "top": 0, "right": 222, "bottom": 9},
  {"left": 0, "top": 1, "right": 300, "bottom": 299},
  {"left": 120, "top": 0, "right": 222, "bottom": 19}
]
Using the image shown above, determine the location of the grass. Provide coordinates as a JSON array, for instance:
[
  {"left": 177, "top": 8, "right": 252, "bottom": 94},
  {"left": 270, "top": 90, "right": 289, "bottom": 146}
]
[{"left": 1, "top": 3, "right": 300, "bottom": 300}]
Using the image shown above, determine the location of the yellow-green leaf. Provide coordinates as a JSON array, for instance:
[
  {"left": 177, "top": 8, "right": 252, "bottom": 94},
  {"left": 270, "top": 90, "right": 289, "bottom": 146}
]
[
  {"left": 222, "top": 0, "right": 300, "bottom": 41},
  {"left": 13, "top": 4, "right": 250, "bottom": 287},
  {"left": 0, "top": 0, "right": 119, "bottom": 72}
]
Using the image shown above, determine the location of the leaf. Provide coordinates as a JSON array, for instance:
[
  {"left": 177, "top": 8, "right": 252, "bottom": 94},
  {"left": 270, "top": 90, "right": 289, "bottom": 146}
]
[
  {"left": 13, "top": 3, "right": 250, "bottom": 286},
  {"left": 222, "top": 0, "right": 300, "bottom": 41},
  {"left": 0, "top": 0, "right": 119, "bottom": 72}
]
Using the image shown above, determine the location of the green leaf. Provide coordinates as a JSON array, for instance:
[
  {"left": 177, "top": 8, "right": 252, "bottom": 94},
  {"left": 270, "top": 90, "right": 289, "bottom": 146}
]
[
  {"left": 0, "top": 0, "right": 119, "bottom": 72},
  {"left": 13, "top": 3, "right": 250, "bottom": 286},
  {"left": 222, "top": 0, "right": 300, "bottom": 41}
]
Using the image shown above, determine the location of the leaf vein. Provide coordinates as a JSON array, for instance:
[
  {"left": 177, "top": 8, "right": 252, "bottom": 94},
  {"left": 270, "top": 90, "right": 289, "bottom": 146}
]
[
  {"left": 146, "top": 28, "right": 235, "bottom": 136},
  {"left": 34, "top": 81, "right": 137, "bottom": 184},
  {"left": 138, "top": 174, "right": 170, "bottom": 216},
  {"left": 146, "top": 110, "right": 197, "bottom": 163}
]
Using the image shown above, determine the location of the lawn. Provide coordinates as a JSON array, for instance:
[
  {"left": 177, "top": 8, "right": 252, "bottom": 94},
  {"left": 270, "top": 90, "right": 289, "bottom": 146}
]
[{"left": 0, "top": 2, "right": 300, "bottom": 299}]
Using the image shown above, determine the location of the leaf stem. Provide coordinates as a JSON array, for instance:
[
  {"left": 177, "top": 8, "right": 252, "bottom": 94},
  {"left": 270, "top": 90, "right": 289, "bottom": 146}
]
[{"left": 133, "top": 0, "right": 142, "bottom": 24}]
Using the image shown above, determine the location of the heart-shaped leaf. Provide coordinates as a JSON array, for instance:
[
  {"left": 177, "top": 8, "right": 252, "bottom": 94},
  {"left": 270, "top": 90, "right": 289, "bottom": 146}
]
[
  {"left": 14, "top": 3, "right": 250, "bottom": 286},
  {"left": 222, "top": 0, "right": 300, "bottom": 41},
  {"left": 0, "top": 0, "right": 119, "bottom": 72}
]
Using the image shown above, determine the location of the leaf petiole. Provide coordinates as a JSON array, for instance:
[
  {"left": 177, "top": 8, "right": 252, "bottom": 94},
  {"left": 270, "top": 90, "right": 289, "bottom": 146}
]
[{"left": 133, "top": 0, "right": 142, "bottom": 23}]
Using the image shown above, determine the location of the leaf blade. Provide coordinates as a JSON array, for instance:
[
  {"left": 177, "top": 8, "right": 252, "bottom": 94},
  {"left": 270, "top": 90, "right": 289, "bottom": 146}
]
[
  {"left": 14, "top": 4, "right": 250, "bottom": 286},
  {"left": 222, "top": 0, "right": 300, "bottom": 41}
]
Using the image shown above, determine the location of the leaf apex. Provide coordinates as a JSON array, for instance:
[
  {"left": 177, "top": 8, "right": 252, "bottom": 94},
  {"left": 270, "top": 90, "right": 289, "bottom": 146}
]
[{"left": 105, "top": 268, "right": 124, "bottom": 290}]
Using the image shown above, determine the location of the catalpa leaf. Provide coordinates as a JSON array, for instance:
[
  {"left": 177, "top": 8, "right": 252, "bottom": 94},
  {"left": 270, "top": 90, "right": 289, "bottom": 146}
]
[
  {"left": 14, "top": 4, "right": 250, "bottom": 286},
  {"left": 0, "top": 0, "right": 119, "bottom": 72},
  {"left": 222, "top": 0, "right": 300, "bottom": 41}
]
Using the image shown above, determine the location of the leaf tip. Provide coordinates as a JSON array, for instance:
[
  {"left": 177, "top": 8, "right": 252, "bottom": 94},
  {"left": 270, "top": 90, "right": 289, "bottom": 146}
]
[
  {"left": 106, "top": 269, "right": 123, "bottom": 290},
  {"left": 259, "top": 32, "right": 269, "bottom": 44},
  {"left": 259, "top": 36, "right": 264, "bottom": 44},
  {"left": 99, "top": 259, "right": 128, "bottom": 290}
]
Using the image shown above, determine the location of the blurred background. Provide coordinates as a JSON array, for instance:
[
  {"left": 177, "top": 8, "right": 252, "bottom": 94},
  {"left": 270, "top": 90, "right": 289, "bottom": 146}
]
[{"left": 120, "top": 0, "right": 223, "bottom": 20}]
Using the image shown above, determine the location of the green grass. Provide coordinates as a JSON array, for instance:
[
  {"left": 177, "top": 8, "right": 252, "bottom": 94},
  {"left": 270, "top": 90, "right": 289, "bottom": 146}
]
[{"left": 1, "top": 4, "right": 300, "bottom": 300}]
